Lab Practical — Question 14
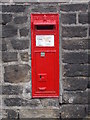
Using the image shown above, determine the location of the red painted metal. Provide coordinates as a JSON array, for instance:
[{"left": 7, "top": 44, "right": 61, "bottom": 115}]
[{"left": 31, "top": 13, "right": 59, "bottom": 98}]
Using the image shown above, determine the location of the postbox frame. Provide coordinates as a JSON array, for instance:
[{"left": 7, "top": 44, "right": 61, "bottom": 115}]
[{"left": 31, "top": 13, "right": 59, "bottom": 98}]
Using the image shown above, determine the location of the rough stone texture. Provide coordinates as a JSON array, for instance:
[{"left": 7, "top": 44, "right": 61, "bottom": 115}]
[
  {"left": 62, "top": 90, "right": 88, "bottom": 104},
  {"left": 60, "top": 4, "right": 88, "bottom": 12},
  {"left": 2, "top": 25, "right": 17, "bottom": 38},
  {"left": 78, "top": 13, "right": 88, "bottom": 24},
  {"left": 11, "top": 39, "right": 29, "bottom": 50},
  {"left": 20, "top": 27, "right": 29, "bottom": 37},
  {"left": 63, "top": 77, "right": 88, "bottom": 91},
  {"left": 14, "top": 16, "right": 28, "bottom": 24},
  {"left": 62, "top": 51, "right": 88, "bottom": 63},
  {"left": 4, "top": 64, "right": 30, "bottom": 83},
  {"left": 20, "top": 52, "right": 29, "bottom": 62},
  {"left": 4, "top": 98, "right": 41, "bottom": 107},
  {"left": 61, "top": 105, "right": 88, "bottom": 118},
  {"left": 2, "top": 14, "right": 12, "bottom": 25},
  {"left": 2, "top": 85, "right": 23, "bottom": 95},
  {"left": 40, "top": 99, "right": 59, "bottom": 108},
  {"left": 2, "top": 109, "right": 18, "bottom": 119},
  {"left": 61, "top": 13, "right": 76, "bottom": 24},
  {"left": 2, "top": 5, "right": 26, "bottom": 13},
  {"left": 63, "top": 64, "right": 88, "bottom": 77},
  {"left": 19, "top": 109, "right": 60, "bottom": 118},
  {"left": 31, "top": 4, "right": 58, "bottom": 12},
  {"left": 62, "top": 26, "right": 87, "bottom": 38},
  {"left": 88, "top": 78, "right": 90, "bottom": 88},
  {"left": 62, "top": 39, "right": 88, "bottom": 50},
  {"left": 2, "top": 52, "right": 18, "bottom": 62},
  {"left": 1, "top": 3, "right": 89, "bottom": 120},
  {"left": 2, "top": 39, "right": 7, "bottom": 51}
]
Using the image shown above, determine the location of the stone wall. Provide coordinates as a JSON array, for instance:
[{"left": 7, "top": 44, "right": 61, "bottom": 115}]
[{"left": 0, "top": 1, "right": 89, "bottom": 119}]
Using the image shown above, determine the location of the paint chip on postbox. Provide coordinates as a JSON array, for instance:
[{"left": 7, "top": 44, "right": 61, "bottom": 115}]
[{"left": 36, "top": 35, "right": 54, "bottom": 47}]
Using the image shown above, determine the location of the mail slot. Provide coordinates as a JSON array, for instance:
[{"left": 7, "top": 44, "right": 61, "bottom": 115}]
[{"left": 31, "top": 13, "right": 59, "bottom": 98}]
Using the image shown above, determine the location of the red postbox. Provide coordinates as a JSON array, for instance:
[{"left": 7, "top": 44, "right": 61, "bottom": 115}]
[{"left": 31, "top": 13, "right": 59, "bottom": 98}]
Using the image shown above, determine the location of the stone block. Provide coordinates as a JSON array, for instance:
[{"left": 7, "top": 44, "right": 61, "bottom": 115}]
[
  {"left": 63, "top": 77, "right": 88, "bottom": 91},
  {"left": 40, "top": 99, "right": 59, "bottom": 109},
  {"left": 2, "top": 5, "right": 26, "bottom": 13},
  {"left": 19, "top": 109, "right": 60, "bottom": 118},
  {"left": 20, "top": 27, "right": 29, "bottom": 37},
  {"left": 31, "top": 4, "right": 58, "bottom": 12},
  {"left": 2, "top": 109, "right": 18, "bottom": 119},
  {"left": 2, "top": 85, "right": 23, "bottom": 95},
  {"left": 2, "top": 25, "right": 17, "bottom": 38},
  {"left": 78, "top": 13, "right": 88, "bottom": 24},
  {"left": 63, "top": 64, "right": 88, "bottom": 77},
  {"left": 2, "top": 14, "right": 12, "bottom": 25},
  {"left": 11, "top": 39, "right": 29, "bottom": 50},
  {"left": 60, "top": 4, "right": 88, "bottom": 12},
  {"left": 2, "top": 40, "right": 7, "bottom": 51},
  {"left": 88, "top": 78, "right": 90, "bottom": 88},
  {"left": 62, "top": 90, "right": 88, "bottom": 104},
  {"left": 20, "top": 52, "right": 29, "bottom": 62},
  {"left": 61, "top": 13, "right": 76, "bottom": 24},
  {"left": 14, "top": 16, "right": 28, "bottom": 24},
  {"left": 4, "top": 64, "right": 30, "bottom": 83},
  {"left": 62, "top": 39, "right": 88, "bottom": 50},
  {"left": 62, "top": 26, "right": 87, "bottom": 38},
  {"left": 4, "top": 98, "right": 41, "bottom": 107},
  {"left": 61, "top": 105, "right": 88, "bottom": 119},
  {"left": 2, "top": 52, "right": 18, "bottom": 62},
  {"left": 62, "top": 51, "right": 88, "bottom": 64}
]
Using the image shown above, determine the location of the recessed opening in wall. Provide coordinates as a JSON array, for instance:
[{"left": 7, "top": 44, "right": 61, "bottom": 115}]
[
  {"left": 35, "top": 25, "right": 55, "bottom": 30},
  {"left": 31, "top": 13, "right": 59, "bottom": 98}
]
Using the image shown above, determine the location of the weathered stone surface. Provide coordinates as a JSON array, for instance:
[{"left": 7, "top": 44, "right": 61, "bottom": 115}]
[
  {"left": 31, "top": 4, "right": 58, "bottom": 12},
  {"left": 20, "top": 27, "right": 29, "bottom": 37},
  {"left": 14, "top": 16, "right": 28, "bottom": 24},
  {"left": 62, "top": 52, "right": 88, "bottom": 63},
  {"left": 4, "top": 98, "right": 22, "bottom": 106},
  {"left": 88, "top": 89, "right": 90, "bottom": 104},
  {"left": 63, "top": 64, "right": 88, "bottom": 77},
  {"left": 2, "top": 25, "right": 17, "bottom": 38},
  {"left": 61, "top": 13, "right": 76, "bottom": 24},
  {"left": 61, "top": 105, "right": 88, "bottom": 118},
  {"left": 0, "top": 65, "right": 2, "bottom": 84},
  {"left": 78, "top": 13, "right": 88, "bottom": 24},
  {"left": 19, "top": 109, "right": 60, "bottom": 118},
  {"left": 2, "top": 52, "right": 18, "bottom": 62},
  {"left": 4, "top": 98, "right": 41, "bottom": 107},
  {"left": 62, "top": 39, "right": 88, "bottom": 50},
  {"left": 5, "top": 109, "right": 18, "bottom": 119},
  {"left": 2, "top": 39, "right": 7, "bottom": 51},
  {"left": 20, "top": 52, "right": 29, "bottom": 62},
  {"left": 11, "top": 39, "right": 29, "bottom": 50},
  {"left": 63, "top": 77, "right": 88, "bottom": 91},
  {"left": 40, "top": 99, "right": 59, "bottom": 108},
  {"left": 88, "top": 78, "right": 90, "bottom": 88},
  {"left": 62, "top": 26, "right": 87, "bottom": 38},
  {"left": 2, "top": 85, "right": 23, "bottom": 95},
  {"left": 2, "top": 14, "right": 12, "bottom": 25},
  {"left": 62, "top": 90, "right": 88, "bottom": 104},
  {"left": 88, "top": 12, "right": 90, "bottom": 24},
  {"left": 60, "top": 4, "right": 88, "bottom": 12},
  {"left": 88, "top": 52, "right": 90, "bottom": 64},
  {"left": 2, "top": 5, "right": 26, "bottom": 13},
  {"left": 4, "top": 64, "right": 30, "bottom": 83}
]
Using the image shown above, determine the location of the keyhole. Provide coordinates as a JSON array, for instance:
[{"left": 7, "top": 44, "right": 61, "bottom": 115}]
[{"left": 40, "top": 75, "right": 42, "bottom": 80}]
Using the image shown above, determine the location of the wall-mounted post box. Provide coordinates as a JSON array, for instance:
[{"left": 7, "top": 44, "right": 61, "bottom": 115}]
[{"left": 31, "top": 13, "right": 59, "bottom": 98}]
